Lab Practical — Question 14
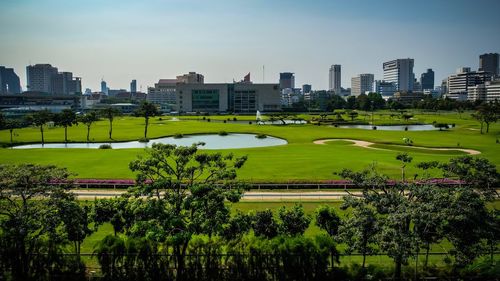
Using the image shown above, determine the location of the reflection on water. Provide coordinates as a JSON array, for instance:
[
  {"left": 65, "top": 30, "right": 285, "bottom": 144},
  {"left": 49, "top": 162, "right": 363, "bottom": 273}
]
[{"left": 13, "top": 134, "right": 288, "bottom": 150}]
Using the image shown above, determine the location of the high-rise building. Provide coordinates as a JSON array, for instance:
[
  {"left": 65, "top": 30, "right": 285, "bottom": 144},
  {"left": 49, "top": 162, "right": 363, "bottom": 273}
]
[
  {"left": 177, "top": 72, "right": 204, "bottom": 84},
  {"left": 26, "top": 64, "right": 58, "bottom": 93},
  {"left": 51, "top": 72, "right": 81, "bottom": 95},
  {"left": 26, "top": 64, "right": 81, "bottom": 94},
  {"left": 420, "top": 69, "right": 434, "bottom": 90},
  {"left": 479, "top": 53, "right": 499, "bottom": 77},
  {"left": 373, "top": 80, "right": 396, "bottom": 97},
  {"left": 302, "top": 84, "right": 312, "bottom": 94},
  {"left": 383, "top": 59, "right": 415, "bottom": 92},
  {"left": 279, "top": 72, "right": 295, "bottom": 90},
  {"left": 101, "top": 80, "right": 108, "bottom": 94},
  {"left": 351, "top": 74, "right": 374, "bottom": 96},
  {"left": 329, "top": 65, "right": 341, "bottom": 94},
  {"left": 130, "top": 79, "right": 137, "bottom": 93},
  {"left": 0, "top": 66, "right": 21, "bottom": 94}
]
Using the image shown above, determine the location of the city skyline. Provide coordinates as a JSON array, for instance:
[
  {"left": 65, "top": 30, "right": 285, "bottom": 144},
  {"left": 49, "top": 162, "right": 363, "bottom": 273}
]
[{"left": 1, "top": 0, "right": 500, "bottom": 91}]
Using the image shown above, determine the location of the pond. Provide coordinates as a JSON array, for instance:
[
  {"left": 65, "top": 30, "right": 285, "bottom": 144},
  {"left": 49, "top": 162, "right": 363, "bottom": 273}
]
[
  {"left": 336, "top": 124, "right": 450, "bottom": 131},
  {"left": 13, "top": 134, "right": 288, "bottom": 150}
]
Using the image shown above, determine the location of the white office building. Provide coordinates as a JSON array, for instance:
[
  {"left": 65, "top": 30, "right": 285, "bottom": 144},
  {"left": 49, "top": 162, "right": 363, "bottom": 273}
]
[{"left": 383, "top": 59, "right": 415, "bottom": 92}]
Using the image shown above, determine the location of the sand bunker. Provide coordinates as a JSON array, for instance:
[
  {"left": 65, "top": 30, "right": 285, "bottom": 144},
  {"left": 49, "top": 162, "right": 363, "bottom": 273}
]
[{"left": 313, "top": 139, "right": 481, "bottom": 155}]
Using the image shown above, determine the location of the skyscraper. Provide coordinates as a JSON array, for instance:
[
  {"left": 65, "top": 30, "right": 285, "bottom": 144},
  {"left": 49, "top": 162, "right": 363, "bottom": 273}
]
[
  {"left": 302, "top": 84, "right": 312, "bottom": 94},
  {"left": 351, "top": 74, "right": 374, "bottom": 96},
  {"left": 479, "top": 53, "right": 499, "bottom": 77},
  {"left": 26, "top": 64, "right": 58, "bottom": 93},
  {"left": 130, "top": 79, "right": 137, "bottom": 93},
  {"left": 26, "top": 64, "right": 80, "bottom": 94},
  {"left": 329, "top": 64, "right": 341, "bottom": 94},
  {"left": 0, "top": 66, "right": 21, "bottom": 94},
  {"left": 101, "top": 80, "right": 108, "bottom": 94},
  {"left": 383, "top": 59, "right": 415, "bottom": 92},
  {"left": 51, "top": 72, "right": 82, "bottom": 95},
  {"left": 279, "top": 72, "right": 295, "bottom": 90},
  {"left": 420, "top": 69, "right": 435, "bottom": 90}
]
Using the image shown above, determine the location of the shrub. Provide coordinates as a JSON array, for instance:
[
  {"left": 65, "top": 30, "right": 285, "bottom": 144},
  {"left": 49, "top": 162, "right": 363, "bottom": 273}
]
[
  {"left": 138, "top": 137, "right": 149, "bottom": 143},
  {"left": 372, "top": 126, "right": 377, "bottom": 130},
  {"left": 98, "top": 144, "right": 112, "bottom": 149},
  {"left": 255, "top": 134, "right": 267, "bottom": 139},
  {"left": 173, "top": 133, "right": 183, "bottom": 139},
  {"left": 218, "top": 131, "right": 228, "bottom": 136},
  {"left": 249, "top": 121, "right": 252, "bottom": 124}
]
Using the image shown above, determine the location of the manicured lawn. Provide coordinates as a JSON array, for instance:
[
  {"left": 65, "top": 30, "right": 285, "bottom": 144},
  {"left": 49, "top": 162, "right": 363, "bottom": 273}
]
[{"left": 0, "top": 111, "right": 498, "bottom": 181}]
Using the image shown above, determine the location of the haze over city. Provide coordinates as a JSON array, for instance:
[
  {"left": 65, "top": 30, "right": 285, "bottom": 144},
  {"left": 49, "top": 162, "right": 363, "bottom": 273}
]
[{"left": 1, "top": 0, "right": 500, "bottom": 91}]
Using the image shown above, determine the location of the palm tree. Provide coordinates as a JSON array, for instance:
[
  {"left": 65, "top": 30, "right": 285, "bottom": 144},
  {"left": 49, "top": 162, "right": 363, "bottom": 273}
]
[
  {"left": 100, "top": 107, "right": 121, "bottom": 139},
  {"left": 135, "top": 102, "right": 159, "bottom": 139},
  {"left": 54, "top": 109, "right": 78, "bottom": 143},
  {"left": 26, "top": 110, "right": 53, "bottom": 145},
  {"left": 5, "top": 119, "right": 22, "bottom": 145},
  {"left": 79, "top": 112, "right": 99, "bottom": 142}
]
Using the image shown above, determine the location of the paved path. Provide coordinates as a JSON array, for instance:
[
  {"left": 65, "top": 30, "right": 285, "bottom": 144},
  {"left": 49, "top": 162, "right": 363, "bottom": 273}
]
[
  {"left": 73, "top": 189, "right": 360, "bottom": 200},
  {"left": 313, "top": 139, "right": 481, "bottom": 155}
]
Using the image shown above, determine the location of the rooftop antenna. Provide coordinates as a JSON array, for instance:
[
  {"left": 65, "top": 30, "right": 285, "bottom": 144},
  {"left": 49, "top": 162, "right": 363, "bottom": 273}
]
[{"left": 263, "top": 65, "right": 265, "bottom": 83}]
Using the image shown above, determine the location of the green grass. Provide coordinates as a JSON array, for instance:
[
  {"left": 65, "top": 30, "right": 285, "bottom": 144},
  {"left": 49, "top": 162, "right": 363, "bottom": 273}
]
[{"left": 0, "top": 112, "right": 498, "bottom": 181}]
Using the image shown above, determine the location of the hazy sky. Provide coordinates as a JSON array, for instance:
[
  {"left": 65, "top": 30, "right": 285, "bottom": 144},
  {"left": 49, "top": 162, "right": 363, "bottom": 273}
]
[{"left": 1, "top": 0, "right": 499, "bottom": 92}]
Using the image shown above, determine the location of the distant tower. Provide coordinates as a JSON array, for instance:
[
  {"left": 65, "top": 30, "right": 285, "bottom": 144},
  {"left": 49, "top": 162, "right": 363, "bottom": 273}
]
[
  {"left": 130, "top": 79, "right": 137, "bottom": 93},
  {"left": 420, "top": 69, "right": 435, "bottom": 90},
  {"left": 101, "top": 79, "right": 108, "bottom": 94},
  {"left": 329, "top": 65, "right": 341, "bottom": 94},
  {"left": 479, "top": 53, "right": 499, "bottom": 77},
  {"left": 279, "top": 72, "right": 295, "bottom": 90}
]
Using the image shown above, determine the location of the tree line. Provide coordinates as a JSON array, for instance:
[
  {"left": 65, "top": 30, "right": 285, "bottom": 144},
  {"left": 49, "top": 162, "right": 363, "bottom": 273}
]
[
  {"left": 0, "top": 143, "right": 498, "bottom": 281},
  {"left": 0, "top": 101, "right": 160, "bottom": 145}
]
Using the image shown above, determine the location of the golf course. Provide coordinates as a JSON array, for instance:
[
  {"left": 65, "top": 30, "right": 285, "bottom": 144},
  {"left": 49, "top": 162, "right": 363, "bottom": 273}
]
[{"left": 1, "top": 110, "right": 498, "bottom": 181}]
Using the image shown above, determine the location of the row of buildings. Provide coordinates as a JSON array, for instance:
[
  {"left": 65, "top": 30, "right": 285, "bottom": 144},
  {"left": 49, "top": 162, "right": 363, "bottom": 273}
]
[
  {"left": 443, "top": 53, "right": 500, "bottom": 101},
  {"left": 146, "top": 72, "right": 281, "bottom": 113}
]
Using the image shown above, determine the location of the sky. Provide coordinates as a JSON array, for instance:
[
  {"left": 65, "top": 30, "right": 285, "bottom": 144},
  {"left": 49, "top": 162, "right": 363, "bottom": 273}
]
[{"left": 1, "top": 0, "right": 500, "bottom": 92}]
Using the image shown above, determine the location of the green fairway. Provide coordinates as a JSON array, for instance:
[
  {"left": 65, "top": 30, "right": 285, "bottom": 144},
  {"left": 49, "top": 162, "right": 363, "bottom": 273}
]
[{"left": 1, "top": 111, "right": 498, "bottom": 180}]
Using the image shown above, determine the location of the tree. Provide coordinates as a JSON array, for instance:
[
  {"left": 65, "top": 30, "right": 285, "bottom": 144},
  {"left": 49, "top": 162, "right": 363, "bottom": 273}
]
[
  {"left": 396, "top": 152, "right": 413, "bottom": 181},
  {"left": 79, "top": 111, "right": 98, "bottom": 142},
  {"left": 54, "top": 109, "right": 78, "bottom": 143},
  {"left": 347, "top": 110, "right": 358, "bottom": 121},
  {"left": 315, "top": 205, "right": 341, "bottom": 237},
  {"left": 439, "top": 156, "right": 499, "bottom": 198},
  {"left": 135, "top": 102, "right": 159, "bottom": 139},
  {"left": 367, "top": 92, "right": 386, "bottom": 110},
  {"left": 355, "top": 94, "right": 370, "bottom": 111},
  {"left": 433, "top": 123, "right": 449, "bottom": 131},
  {"left": 442, "top": 188, "right": 491, "bottom": 268},
  {"left": 402, "top": 113, "right": 414, "bottom": 123},
  {"left": 26, "top": 109, "right": 53, "bottom": 144},
  {"left": 346, "top": 96, "right": 356, "bottom": 109},
  {"left": 473, "top": 102, "right": 499, "bottom": 134},
  {"left": 0, "top": 112, "right": 5, "bottom": 131},
  {"left": 127, "top": 142, "right": 247, "bottom": 279},
  {"left": 4, "top": 119, "right": 22, "bottom": 145},
  {"left": 0, "top": 164, "right": 78, "bottom": 280},
  {"left": 100, "top": 107, "right": 121, "bottom": 139},
  {"left": 339, "top": 197, "right": 379, "bottom": 269},
  {"left": 326, "top": 95, "right": 347, "bottom": 110},
  {"left": 253, "top": 209, "right": 279, "bottom": 238},
  {"left": 278, "top": 204, "right": 311, "bottom": 236}
]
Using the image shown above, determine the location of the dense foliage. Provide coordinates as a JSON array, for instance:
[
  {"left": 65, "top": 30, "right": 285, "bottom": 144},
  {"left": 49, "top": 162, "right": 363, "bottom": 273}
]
[{"left": 0, "top": 147, "right": 498, "bottom": 280}]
